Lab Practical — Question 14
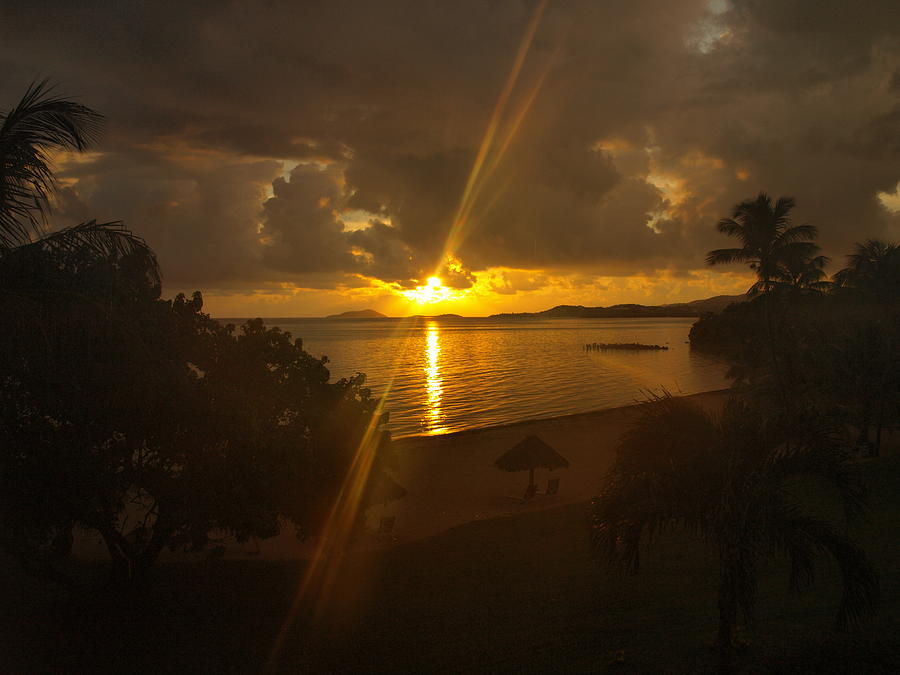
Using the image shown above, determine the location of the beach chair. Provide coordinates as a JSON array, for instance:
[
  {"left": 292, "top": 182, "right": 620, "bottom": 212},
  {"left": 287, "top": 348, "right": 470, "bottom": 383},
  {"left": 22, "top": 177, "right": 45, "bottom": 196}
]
[
  {"left": 375, "top": 515, "right": 398, "bottom": 544},
  {"left": 544, "top": 477, "right": 560, "bottom": 496},
  {"left": 507, "top": 484, "right": 537, "bottom": 502},
  {"left": 378, "top": 515, "right": 396, "bottom": 534}
]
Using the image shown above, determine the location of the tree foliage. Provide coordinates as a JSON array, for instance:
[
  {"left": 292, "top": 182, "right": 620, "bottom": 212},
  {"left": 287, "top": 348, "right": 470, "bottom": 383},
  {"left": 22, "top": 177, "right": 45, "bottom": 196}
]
[
  {"left": 591, "top": 395, "right": 879, "bottom": 670},
  {"left": 0, "top": 82, "right": 396, "bottom": 586},
  {"left": 698, "top": 191, "right": 900, "bottom": 457},
  {"left": 833, "top": 240, "right": 900, "bottom": 305},
  {"left": 1, "top": 257, "right": 393, "bottom": 584},
  {"left": 691, "top": 252, "right": 900, "bottom": 456},
  {"left": 0, "top": 80, "right": 147, "bottom": 264},
  {"left": 706, "top": 193, "right": 822, "bottom": 296}
]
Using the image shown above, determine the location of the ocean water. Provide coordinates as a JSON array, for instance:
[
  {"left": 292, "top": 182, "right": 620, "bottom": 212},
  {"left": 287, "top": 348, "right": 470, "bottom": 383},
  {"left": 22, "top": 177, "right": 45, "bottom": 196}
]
[{"left": 232, "top": 316, "right": 730, "bottom": 438}]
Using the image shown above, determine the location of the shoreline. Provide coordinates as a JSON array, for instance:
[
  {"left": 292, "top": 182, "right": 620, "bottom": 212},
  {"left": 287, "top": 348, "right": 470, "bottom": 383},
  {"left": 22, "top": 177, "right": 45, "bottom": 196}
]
[{"left": 394, "top": 387, "right": 733, "bottom": 446}]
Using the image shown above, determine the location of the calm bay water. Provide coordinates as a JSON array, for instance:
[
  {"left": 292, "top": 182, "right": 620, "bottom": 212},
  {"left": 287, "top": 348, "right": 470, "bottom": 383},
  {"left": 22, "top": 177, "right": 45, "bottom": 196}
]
[{"left": 240, "top": 317, "right": 730, "bottom": 438}]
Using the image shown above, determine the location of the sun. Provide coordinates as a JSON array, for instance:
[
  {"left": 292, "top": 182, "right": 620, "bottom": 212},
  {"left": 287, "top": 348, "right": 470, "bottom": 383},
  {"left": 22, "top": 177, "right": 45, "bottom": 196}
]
[{"left": 402, "top": 276, "right": 453, "bottom": 304}]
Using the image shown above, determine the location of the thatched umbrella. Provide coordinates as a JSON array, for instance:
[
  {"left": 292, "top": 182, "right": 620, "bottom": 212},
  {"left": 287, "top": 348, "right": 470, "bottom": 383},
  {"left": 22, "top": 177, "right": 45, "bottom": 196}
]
[{"left": 494, "top": 434, "right": 569, "bottom": 490}]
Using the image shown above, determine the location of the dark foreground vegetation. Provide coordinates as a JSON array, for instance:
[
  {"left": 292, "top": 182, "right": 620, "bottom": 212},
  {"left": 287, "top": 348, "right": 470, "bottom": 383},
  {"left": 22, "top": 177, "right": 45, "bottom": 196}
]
[
  {"left": 3, "top": 449, "right": 899, "bottom": 674},
  {"left": 691, "top": 288, "right": 899, "bottom": 458},
  {"left": 690, "top": 198, "right": 900, "bottom": 458}
]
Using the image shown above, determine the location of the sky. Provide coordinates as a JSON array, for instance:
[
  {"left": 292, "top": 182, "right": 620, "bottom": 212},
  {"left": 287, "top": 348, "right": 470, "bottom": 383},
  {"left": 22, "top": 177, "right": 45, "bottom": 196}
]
[{"left": 2, "top": 0, "right": 899, "bottom": 316}]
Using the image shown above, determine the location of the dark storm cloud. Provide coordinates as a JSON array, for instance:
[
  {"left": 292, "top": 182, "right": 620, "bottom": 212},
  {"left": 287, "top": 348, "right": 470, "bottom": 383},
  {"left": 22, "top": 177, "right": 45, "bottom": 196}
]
[
  {"left": 50, "top": 147, "right": 281, "bottom": 287},
  {"left": 260, "top": 163, "right": 356, "bottom": 276},
  {"left": 1, "top": 0, "right": 899, "bottom": 291}
]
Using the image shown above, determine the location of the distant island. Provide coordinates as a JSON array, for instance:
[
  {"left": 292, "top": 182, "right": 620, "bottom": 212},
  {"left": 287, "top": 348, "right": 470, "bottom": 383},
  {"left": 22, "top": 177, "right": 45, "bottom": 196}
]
[
  {"left": 490, "top": 294, "right": 743, "bottom": 319},
  {"left": 322, "top": 295, "right": 743, "bottom": 320},
  {"left": 326, "top": 309, "right": 387, "bottom": 319}
]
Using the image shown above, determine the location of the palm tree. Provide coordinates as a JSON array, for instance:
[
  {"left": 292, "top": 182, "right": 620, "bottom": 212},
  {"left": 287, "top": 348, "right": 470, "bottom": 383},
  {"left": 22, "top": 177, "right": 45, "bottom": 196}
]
[
  {"left": 0, "top": 83, "right": 160, "bottom": 582},
  {"left": 591, "top": 395, "right": 878, "bottom": 673},
  {"left": 0, "top": 80, "right": 156, "bottom": 280},
  {"left": 706, "top": 194, "right": 822, "bottom": 410},
  {"left": 707, "top": 193, "right": 820, "bottom": 296},
  {"left": 833, "top": 239, "right": 900, "bottom": 304},
  {"left": 774, "top": 251, "right": 832, "bottom": 294},
  {"left": 830, "top": 240, "right": 900, "bottom": 456}
]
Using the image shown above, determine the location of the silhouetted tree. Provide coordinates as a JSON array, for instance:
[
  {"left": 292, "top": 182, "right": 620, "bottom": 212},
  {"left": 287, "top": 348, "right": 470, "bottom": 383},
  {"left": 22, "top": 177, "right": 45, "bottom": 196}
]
[
  {"left": 692, "top": 286, "right": 900, "bottom": 458},
  {"left": 0, "top": 81, "right": 160, "bottom": 582},
  {"left": 705, "top": 193, "right": 824, "bottom": 410},
  {"left": 826, "top": 240, "right": 900, "bottom": 454},
  {"left": 591, "top": 395, "right": 878, "bottom": 673},
  {"left": 0, "top": 80, "right": 150, "bottom": 261},
  {"left": 1, "top": 260, "right": 394, "bottom": 586},
  {"left": 795, "top": 301, "right": 900, "bottom": 458},
  {"left": 774, "top": 251, "right": 831, "bottom": 295},
  {"left": 833, "top": 240, "right": 900, "bottom": 305},
  {"left": 0, "top": 83, "right": 397, "bottom": 586},
  {"left": 706, "top": 193, "right": 820, "bottom": 296},
  {"left": 0, "top": 243, "right": 160, "bottom": 582}
]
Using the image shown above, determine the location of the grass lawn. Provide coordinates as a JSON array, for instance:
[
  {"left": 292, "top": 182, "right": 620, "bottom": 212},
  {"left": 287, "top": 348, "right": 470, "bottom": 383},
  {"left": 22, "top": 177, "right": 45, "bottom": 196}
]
[{"left": 3, "top": 454, "right": 900, "bottom": 673}]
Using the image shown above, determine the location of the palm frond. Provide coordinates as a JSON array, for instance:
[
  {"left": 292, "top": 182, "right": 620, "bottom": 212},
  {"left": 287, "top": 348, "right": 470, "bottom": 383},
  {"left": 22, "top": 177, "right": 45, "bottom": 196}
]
[
  {"left": 806, "top": 280, "right": 833, "bottom": 293},
  {"left": 779, "top": 241, "right": 819, "bottom": 260},
  {"left": 773, "top": 515, "right": 879, "bottom": 628},
  {"left": 706, "top": 248, "right": 752, "bottom": 266},
  {"left": 746, "top": 280, "right": 767, "bottom": 297},
  {"left": 591, "top": 392, "right": 879, "bottom": 647},
  {"left": 766, "top": 417, "right": 866, "bottom": 521},
  {"left": 716, "top": 218, "right": 748, "bottom": 241},
  {"left": 0, "top": 80, "right": 104, "bottom": 247},
  {"left": 776, "top": 224, "right": 818, "bottom": 246},
  {"left": 772, "top": 195, "right": 797, "bottom": 226},
  {"left": 591, "top": 395, "right": 722, "bottom": 570},
  {"left": 833, "top": 240, "right": 900, "bottom": 297},
  {"left": 766, "top": 504, "right": 818, "bottom": 592},
  {"left": 832, "top": 266, "right": 853, "bottom": 288},
  {"left": 0, "top": 220, "right": 160, "bottom": 289},
  {"left": 732, "top": 193, "right": 770, "bottom": 221},
  {"left": 809, "top": 254, "right": 830, "bottom": 269},
  {"left": 731, "top": 544, "right": 761, "bottom": 626}
]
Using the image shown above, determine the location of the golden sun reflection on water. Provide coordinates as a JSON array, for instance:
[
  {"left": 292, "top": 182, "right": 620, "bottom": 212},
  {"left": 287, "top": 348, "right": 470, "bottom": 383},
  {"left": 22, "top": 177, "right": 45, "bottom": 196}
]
[{"left": 423, "top": 322, "right": 448, "bottom": 434}]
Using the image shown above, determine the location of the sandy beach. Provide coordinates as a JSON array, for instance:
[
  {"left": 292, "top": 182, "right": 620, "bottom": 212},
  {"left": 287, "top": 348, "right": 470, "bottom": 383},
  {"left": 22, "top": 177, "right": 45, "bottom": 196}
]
[
  {"left": 247, "top": 389, "right": 731, "bottom": 559},
  {"left": 371, "top": 389, "right": 731, "bottom": 545}
]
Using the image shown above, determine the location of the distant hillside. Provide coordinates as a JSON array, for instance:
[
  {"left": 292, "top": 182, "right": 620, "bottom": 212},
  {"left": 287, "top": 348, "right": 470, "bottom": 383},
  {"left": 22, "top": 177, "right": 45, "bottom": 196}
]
[
  {"left": 671, "top": 294, "right": 747, "bottom": 315},
  {"left": 326, "top": 309, "right": 387, "bottom": 319},
  {"left": 490, "top": 294, "right": 744, "bottom": 319}
]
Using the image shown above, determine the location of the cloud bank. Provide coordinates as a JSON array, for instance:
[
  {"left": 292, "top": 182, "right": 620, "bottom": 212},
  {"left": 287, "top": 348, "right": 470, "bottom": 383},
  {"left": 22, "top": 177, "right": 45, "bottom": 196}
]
[{"left": 1, "top": 0, "right": 898, "bottom": 306}]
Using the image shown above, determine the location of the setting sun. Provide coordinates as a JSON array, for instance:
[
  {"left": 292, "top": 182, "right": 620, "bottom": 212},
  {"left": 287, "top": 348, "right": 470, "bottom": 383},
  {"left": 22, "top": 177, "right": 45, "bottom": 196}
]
[{"left": 402, "top": 275, "right": 460, "bottom": 305}]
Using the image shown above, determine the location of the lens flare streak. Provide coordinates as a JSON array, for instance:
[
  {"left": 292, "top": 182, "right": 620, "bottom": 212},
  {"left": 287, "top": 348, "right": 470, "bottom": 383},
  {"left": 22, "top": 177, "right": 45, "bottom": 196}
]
[
  {"left": 438, "top": 0, "right": 553, "bottom": 271},
  {"left": 267, "top": 3, "right": 554, "bottom": 666},
  {"left": 264, "top": 320, "right": 418, "bottom": 673}
]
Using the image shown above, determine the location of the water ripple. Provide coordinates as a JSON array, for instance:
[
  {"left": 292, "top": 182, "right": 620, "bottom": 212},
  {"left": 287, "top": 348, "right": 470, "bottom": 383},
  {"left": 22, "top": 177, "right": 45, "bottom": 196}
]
[{"left": 257, "top": 317, "right": 730, "bottom": 438}]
